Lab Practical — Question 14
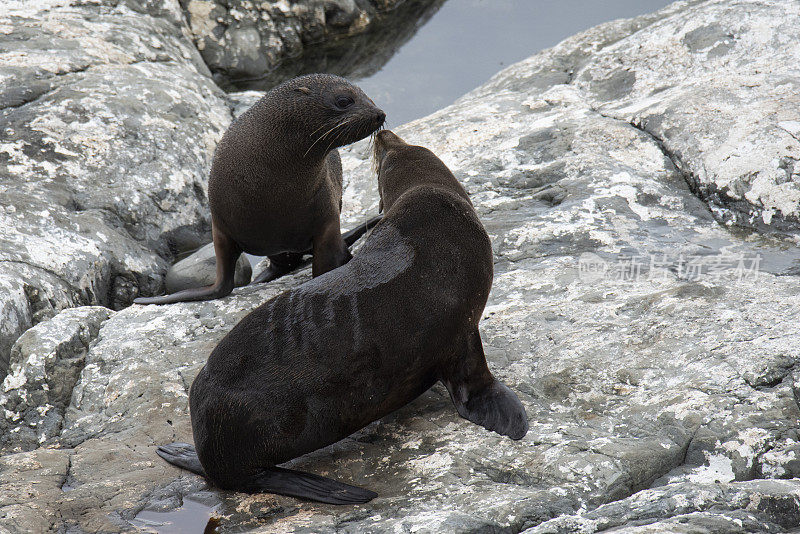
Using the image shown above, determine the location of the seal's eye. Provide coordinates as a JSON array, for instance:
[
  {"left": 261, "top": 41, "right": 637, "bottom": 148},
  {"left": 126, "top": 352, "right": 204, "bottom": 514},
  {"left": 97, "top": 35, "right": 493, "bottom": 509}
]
[{"left": 335, "top": 95, "right": 354, "bottom": 110}]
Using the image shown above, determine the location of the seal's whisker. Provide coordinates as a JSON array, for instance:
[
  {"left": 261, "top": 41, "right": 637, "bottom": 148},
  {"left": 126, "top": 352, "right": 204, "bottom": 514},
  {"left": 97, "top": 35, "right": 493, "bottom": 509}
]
[
  {"left": 322, "top": 117, "right": 357, "bottom": 155},
  {"left": 308, "top": 120, "right": 335, "bottom": 138},
  {"left": 334, "top": 117, "right": 357, "bottom": 143},
  {"left": 315, "top": 120, "right": 346, "bottom": 141},
  {"left": 321, "top": 117, "right": 354, "bottom": 140},
  {"left": 304, "top": 117, "right": 353, "bottom": 157}
]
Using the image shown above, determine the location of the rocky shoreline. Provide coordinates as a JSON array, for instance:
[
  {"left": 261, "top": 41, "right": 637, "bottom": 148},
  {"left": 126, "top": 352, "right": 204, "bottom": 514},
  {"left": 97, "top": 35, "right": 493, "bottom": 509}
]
[{"left": 2, "top": 0, "right": 800, "bottom": 532}]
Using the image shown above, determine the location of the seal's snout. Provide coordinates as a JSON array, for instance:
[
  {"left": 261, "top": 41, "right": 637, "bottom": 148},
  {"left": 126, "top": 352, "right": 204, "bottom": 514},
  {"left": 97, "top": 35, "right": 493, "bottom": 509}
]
[
  {"left": 373, "top": 130, "right": 406, "bottom": 173},
  {"left": 376, "top": 130, "right": 404, "bottom": 147},
  {"left": 370, "top": 109, "right": 386, "bottom": 131}
]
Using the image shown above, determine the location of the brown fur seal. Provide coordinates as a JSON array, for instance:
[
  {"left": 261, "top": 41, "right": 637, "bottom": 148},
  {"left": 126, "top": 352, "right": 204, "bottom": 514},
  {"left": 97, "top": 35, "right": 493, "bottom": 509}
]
[
  {"left": 134, "top": 74, "right": 385, "bottom": 305},
  {"left": 155, "top": 130, "right": 529, "bottom": 503}
]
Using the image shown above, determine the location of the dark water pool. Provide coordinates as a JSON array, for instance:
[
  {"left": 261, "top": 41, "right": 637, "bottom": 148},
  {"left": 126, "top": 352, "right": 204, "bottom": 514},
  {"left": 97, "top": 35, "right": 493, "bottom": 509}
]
[
  {"left": 355, "top": 0, "right": 673, "bottom": 126},
  {"left": 130, "top": 496, "right": 220, "bottom": 532}
]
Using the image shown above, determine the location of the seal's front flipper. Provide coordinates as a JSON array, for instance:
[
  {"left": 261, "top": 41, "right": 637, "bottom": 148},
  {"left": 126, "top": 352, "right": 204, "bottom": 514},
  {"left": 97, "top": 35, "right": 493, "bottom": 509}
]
[
  {"left": 448, "top": 379, "right": 529, "bottom": 440},
  {"left": 156, "top": 442, "right": 206, "bottom": 476},
  {"left": 243, "top": 466, "right": 377, "bottom": 505},
  {"left": 156, "top": 444, "right": 375, "bottom": 504},
  {"left": 443, "top": 330, "right": 529, "bottom": 440}
]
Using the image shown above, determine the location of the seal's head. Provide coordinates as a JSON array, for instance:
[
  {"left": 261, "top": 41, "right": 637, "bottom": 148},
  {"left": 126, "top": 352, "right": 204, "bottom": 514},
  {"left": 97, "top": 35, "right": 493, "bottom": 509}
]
[
  {"left": 273, "top": 74, "right": 385, "bottom": 157},
  {"left": 374, "top": 130, "right": 470, "bottom": 213}
]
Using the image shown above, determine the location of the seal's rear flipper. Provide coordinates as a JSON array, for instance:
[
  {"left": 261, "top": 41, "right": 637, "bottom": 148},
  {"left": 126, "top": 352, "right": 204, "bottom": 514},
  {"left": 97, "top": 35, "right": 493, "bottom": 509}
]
[
  {"left": 156, "top": 443, "right": 206, "bottom": 476},
  {"left": 156, "top": 444, "right": 375, "bottom": 504},
  {"left": 341, "top": 214, "right": 383, "bottom": 247},
  {"left": 443, "top": 329, "right": 529, "bottom": 441},
  {"left": 243, "top": 466, "right": 377, "bottom": 505},
  {"left": 251, "top": 215, "right": 383, "bottom": 285},
  {"left": 134, "top": 225, "right": 240, "bottom": 305},
  {"left": 252, "top": 252, "right": 306, "bottom": 284}
]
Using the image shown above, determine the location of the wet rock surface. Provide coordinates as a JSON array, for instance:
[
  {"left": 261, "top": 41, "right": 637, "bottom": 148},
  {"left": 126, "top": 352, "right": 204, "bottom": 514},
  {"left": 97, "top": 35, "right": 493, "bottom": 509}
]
[
  {"left": 527, "top": 480, "right": 800, "bottom": 533},
  {"left": 2, "top": 0, "right": 800, "bottom": 533}
]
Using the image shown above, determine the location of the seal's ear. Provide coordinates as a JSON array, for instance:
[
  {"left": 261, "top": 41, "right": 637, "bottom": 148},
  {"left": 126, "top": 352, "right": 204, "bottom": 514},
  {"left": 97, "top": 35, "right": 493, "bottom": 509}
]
[
  {"left": 379, "top": 199, "right": 384, "bottom": 213},
  {"left": 296, "top": 86, "right": 311, "bottom": 94}
]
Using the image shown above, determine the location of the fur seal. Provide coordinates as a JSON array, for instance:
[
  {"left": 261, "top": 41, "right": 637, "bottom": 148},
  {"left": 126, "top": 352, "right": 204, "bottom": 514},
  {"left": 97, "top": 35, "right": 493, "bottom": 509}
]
[
  {"left": 156, "top": 130, "right": 529, "bottom": 503},
  {"left": 135, "top": 74, "right": 385, "bottom": 305}
]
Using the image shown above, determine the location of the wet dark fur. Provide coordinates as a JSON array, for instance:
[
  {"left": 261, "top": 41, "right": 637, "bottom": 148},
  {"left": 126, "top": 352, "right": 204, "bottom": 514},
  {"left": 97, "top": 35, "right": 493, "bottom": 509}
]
[
  {"left": 135, "top": 74, "right": 385, "bottom": 304},
  {"left": 156, "top": 131, "right": 529, "bottom": 503}
]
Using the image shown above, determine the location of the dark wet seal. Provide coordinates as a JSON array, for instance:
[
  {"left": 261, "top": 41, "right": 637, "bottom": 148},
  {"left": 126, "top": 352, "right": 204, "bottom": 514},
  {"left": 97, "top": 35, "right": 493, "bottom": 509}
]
[
  {"left": 135, "top": 73, "right": 385, "bottom": 305},
  {"left": 155, "top": 130, "right": 528, "bottom": 504}
]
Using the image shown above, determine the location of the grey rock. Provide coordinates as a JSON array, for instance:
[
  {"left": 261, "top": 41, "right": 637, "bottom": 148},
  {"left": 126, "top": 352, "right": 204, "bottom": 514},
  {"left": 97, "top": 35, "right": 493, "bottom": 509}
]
[
  {"left": 525, "top": 479, "right": 800, "bottom": 533},
  {"left": 3, "top": 0, "right": 800, "bottom": 533},
  {"left": 227, "top": 90, "right": 266, "bottom": 119},
  {"left": 164, "top": 242, "right": 252, "bottom": 294},
  {"left": 572, "top": 1, "right": 800, "bottom": 231},
  {"left": 0, "top": 448, "right": 71, "bottom": 533},
  {"left": 0, "top": 307, "right": 112, "bottom": 454},
  {"left": 180, "top": 0, "right": 446, "bottom": 89},
  {"left": 0, "top": 0, "right": 233, "bottom": 367}
]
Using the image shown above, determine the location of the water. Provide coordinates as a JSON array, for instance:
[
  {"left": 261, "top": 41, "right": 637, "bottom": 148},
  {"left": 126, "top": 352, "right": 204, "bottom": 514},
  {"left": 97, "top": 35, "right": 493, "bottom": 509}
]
[
  {"left": 356, "top": 0, "right": 673, "bottom": 126},
  {"left": 130, "top": 497, "right": 220, "bottom": 533}
]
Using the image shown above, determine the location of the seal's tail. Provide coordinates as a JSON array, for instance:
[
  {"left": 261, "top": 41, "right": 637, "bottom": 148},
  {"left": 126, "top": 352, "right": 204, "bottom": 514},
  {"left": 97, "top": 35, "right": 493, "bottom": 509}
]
[
  {"left": 156, "top": 442, "right": 377, "bottom": 505},
  {"left": 242, "top": 466, "right": 377, "bottom": 505}
]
